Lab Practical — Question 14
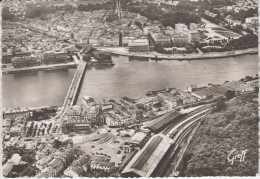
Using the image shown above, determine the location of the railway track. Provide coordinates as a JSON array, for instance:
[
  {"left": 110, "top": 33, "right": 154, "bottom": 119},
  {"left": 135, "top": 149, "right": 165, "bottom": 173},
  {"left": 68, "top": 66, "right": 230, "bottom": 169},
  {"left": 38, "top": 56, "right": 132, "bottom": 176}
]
[
  {"left": 168, "top": 110, "right": 210, "bottom": 139},
  {"left": 154, "top": 120, "right": 200, "bottom": 177},
  {"left": 165, "top": 107, "right": 211, "bottom": 138},
  {"left": 162, "top": 105, "right": 210, "bottom": 135},
  {"left": 154, "top": 107, "right": 211, "bottom": 177}
]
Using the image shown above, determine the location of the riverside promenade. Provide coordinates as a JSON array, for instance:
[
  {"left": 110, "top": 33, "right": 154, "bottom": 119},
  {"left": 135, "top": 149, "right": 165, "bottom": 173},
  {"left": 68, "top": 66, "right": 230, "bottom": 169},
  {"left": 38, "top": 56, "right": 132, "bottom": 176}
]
[
  {"left": 95, "top": 47, "right": 258, "bottom": 60},
  {"left": 2, "top": 62, "right": 77, "bottom": 75}
]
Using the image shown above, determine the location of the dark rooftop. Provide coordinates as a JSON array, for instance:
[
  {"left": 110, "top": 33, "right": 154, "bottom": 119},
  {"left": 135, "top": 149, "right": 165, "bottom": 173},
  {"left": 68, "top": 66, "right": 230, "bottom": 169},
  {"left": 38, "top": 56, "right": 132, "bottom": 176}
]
[
  {"left": 146, "top": 111, "right": 182, "bottom": 132},
  {"left": 132, "top": 136, "right": 163, "bottom": 170}
]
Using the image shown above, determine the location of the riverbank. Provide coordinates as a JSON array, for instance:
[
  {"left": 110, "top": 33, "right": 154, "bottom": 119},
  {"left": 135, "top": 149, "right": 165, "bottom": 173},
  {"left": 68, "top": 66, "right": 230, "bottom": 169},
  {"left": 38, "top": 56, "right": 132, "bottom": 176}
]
[
  {"left": 3, "top": 105, "right": 61, "bottom": 113},
  {"left": 2, "top": 62, "right": 77, "bottom": 75},
  {"left": 95, "top": 47, "right": 258, "bottom": 60}
]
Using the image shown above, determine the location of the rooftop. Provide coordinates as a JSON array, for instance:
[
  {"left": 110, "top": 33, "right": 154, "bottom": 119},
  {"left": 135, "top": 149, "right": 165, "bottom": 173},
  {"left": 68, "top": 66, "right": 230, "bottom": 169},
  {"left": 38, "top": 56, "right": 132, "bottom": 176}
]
[
  {"left": 146, "top": 110, "right": 182, "bottom": 132},
  {"left": 129, "top": 131, "right": 149, "bottom": 144},
  {"left": 122, "top": 134, "right": 173, "bottom": 177}
]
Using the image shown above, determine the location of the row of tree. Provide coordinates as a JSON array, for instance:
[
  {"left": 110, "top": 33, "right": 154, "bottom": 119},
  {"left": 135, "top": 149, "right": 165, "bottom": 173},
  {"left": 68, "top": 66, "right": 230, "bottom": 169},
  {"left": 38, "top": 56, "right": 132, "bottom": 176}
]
[
  {"left": 226, "top": 33, "right": 258, "bottom": 50},
  {"left": 224, "top": 8, "right": 258, "bottom": 23}
]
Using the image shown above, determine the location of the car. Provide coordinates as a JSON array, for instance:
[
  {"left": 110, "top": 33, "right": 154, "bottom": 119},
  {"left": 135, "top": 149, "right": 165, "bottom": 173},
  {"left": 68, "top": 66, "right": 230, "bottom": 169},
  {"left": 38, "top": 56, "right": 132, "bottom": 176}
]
[{"left": 91, "top": 145, "right": 95, "bottom": 148}]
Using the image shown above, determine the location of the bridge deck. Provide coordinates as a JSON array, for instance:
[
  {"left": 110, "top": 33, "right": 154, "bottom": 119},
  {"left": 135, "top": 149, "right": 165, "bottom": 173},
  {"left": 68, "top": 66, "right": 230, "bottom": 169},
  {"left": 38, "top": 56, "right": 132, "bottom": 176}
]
[{"left": 52, "top": 61, "right": 87, "bottom": 134}]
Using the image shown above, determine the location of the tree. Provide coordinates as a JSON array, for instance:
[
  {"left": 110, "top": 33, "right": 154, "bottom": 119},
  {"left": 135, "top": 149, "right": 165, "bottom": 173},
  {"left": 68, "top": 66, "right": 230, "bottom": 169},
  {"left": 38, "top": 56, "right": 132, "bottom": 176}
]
[
  {"left": 226, "top": 90, "right": 235, "bottom": 100},
  {"left": 254, "top": 87, "right": 259, "bottom": 94},
  {"left": 183, "top": 94, "right": 258, "bottom": 176},
  {"left": 213, "top": 97, "right": 226, "bottom": 112},
  {"left": 2, "top": 7, "right": 15, "bottom": 21}
]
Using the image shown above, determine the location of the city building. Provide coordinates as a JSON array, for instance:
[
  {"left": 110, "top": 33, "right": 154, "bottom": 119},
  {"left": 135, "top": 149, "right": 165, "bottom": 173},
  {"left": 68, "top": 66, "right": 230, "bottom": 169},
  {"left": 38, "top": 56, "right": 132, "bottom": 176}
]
[
  {"left": 64, "top": 166, "right": 84, "bottom": 178},
  {"left": 149, "top": 31, "right": 171, "bottom": 46},
  {"left": 190, "top": 23, "right": 199, "bottom": 31},
  {"left": 90, "top": 161, "right": 115, "bottom": 173},
  {"left": 157, "top": 93, "right": 182, "bottom": 109},
  {"left": 190, "top": 30, "right": 200, "bottom": 42},
  {"left": 223, "top": 81, "right": 255, "bottom": 94},
  {"left": 11, "top": 55, "right": 40, "bottom": 68},
  {"left": 191, "top": 89, "right": 213, "bottom": 101},
  {"left": 175, "top": 23, "right": 188, "bottom": 34},
  {"left": 2, "top": 52, "right": 13, "bottom": 63},
  {"left": 63, "top": 155, "right": 90, "bottom": 178},
  {"left": 42, "top": 51, "right": 69, "bottom": 64},
  {"left": 245, "top": 17, "right": 258, "bottom": 26},
  {"left": 173, "top": 33, "right": 189, "bottom": 47},
  {"left": 127, "top": 130, "right": 151, "bottom": 149},
  {"left": 128, "top": 38, "right": 149, "bottom": 52},
  {"left": 62, "top": 105, "right": 91, "bottom": 134},
  {"left": 81, "top": 96, "right": 100, "bottom": 123},
  {"left": 3, "top": 153, "right": 22, "bottom": 177}
]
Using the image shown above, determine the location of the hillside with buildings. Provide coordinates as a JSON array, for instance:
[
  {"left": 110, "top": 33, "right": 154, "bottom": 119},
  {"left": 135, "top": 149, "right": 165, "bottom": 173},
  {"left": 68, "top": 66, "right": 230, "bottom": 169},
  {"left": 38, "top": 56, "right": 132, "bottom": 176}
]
[{"left": 2, "top": 0, "right": 258, "bottom": 71}]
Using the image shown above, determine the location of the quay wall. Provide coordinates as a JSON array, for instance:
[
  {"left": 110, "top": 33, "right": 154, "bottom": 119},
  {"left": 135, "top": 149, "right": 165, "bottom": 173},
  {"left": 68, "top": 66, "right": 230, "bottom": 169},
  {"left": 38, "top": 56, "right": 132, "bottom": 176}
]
[
  {"left": 2, "top": 63, "right": 77, "bottom": 75},
  {"left": 95, "top": 47, "right": 258, "bottom": 60}
]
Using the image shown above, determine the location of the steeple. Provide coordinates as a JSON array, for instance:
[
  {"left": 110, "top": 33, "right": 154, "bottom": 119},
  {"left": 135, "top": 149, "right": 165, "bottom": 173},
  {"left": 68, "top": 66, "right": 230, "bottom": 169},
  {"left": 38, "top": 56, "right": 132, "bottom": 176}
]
[{"left": 114, "top": 0, "right": 122, "bottom": 19}]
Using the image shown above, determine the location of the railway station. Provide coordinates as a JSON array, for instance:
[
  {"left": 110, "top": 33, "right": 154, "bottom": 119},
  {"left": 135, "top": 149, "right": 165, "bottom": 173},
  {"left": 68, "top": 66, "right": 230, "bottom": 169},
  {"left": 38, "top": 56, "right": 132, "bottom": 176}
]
[
  {"left": 121, "top": 134, "right": 173, "bottom": 177},
  {"left": 145, "top": 110, "right": 182, "bottom": 133}
]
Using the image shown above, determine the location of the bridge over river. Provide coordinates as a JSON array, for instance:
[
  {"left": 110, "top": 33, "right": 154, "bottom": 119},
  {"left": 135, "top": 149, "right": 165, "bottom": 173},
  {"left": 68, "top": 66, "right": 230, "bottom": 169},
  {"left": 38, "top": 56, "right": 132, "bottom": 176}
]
[{"left": 51, "top": 61, "right": 87, "bottom": 134}]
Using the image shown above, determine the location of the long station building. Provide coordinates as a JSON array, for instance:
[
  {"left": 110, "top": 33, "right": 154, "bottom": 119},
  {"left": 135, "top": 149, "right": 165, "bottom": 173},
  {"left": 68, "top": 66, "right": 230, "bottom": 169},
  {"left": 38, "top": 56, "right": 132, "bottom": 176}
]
[
  {"left": 121, "top": 133, "right": 173, "bottom": 177},
  {"left": 121, "top": 110, "right": 183, "bottom": 177},
  {"left": 145, "top": 110, "right": 182, "bottom": 133}
]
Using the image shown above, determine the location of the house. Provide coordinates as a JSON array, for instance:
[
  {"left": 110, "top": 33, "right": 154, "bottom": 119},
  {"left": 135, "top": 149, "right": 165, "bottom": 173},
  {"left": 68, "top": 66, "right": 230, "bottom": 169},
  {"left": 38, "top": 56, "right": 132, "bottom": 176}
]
[
  {"left": 127, "top": 131, "right": 151, "bottom": 149},
  {"left": 36, "top": 167, "right": 56, "bottom": 178},
  {"left": 223, "top": 81, "right": 255, "bottom": 94},
  {"left": 128, "top": 38, "right": 149, "bottom": 52},
  {"left": 76, "top": 155, "right": 91, "bottom": 172},
  {"left": 191, "top": 90, "right": 213, "bottom": 101},
  {"left": 3, "top": 163, "right": 13, "bottom": 177},
  {"left": 36, "top": 147, "right": 74, "bottom": 177},
  {"left": 187, "top": 85, "right": 197, "bottom": 92},
  {"left": 2, "top": 52, "right": 13, "bottom": 63},
  {"left": 119, "top": 143, "right": 132, "bottom": 154},
  {"left": 36, "top": 156, "right": 52, "bottom": 170},
  {"left": 2, "top": 153, "right": 22, "bottom": 177},
  {"left": 63, "top": 154, "right": 90, "bottom": 177},
  {"left": 173, "top": 33, "right": 189, "bottom": 47},
  {"left": 177, "top": 90, "right": 197, "bottom": 103},
  {"left": 157, "top": 93, "right": 182, "bottom": 109},
  {"left": 64, "top": 166, "right": 85, "bottom": 178},
  {"left": 47, "top": 158, "right": 65, "bottom": 177},
  {"left": 90, "top": 161, "right": 115, "bottom": 173}
]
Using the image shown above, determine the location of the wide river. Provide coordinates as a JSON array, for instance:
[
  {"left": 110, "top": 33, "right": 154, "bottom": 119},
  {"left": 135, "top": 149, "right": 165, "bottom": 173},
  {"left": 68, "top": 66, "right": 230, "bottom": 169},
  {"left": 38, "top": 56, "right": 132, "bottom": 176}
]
[{"left": 3, "top": 54, "right": 258, "bottom": 108}]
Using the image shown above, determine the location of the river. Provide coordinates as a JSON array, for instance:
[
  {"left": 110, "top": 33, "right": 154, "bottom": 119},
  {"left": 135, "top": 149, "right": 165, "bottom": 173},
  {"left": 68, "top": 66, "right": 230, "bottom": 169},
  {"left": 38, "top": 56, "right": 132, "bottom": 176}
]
[{"left": 2, "top": 54, "right": 258, "bottom": 108}]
